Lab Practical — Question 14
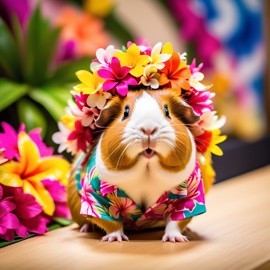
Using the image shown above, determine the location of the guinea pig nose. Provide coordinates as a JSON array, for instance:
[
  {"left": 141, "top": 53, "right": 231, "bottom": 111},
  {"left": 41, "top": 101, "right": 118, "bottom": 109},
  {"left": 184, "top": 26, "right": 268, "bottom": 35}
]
[{"left": 141, "top": 127, "right": 157, "bottom": 136}]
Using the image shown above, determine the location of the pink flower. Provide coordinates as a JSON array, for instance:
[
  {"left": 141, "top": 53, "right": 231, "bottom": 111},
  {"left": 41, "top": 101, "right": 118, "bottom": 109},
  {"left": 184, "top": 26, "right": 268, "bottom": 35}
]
[
  {"left": 100, "top": 181, "right": 116, "bottom": 196},
  {"left": 0, "top": 122, "right": 53, "bottom": 161},
  {"left": 108, "top": 196, "right": 138, "bottom": 219},
  {"left": 97, "top": 57, "right": 137, "bottom": 96},
  {"left": 80, "top": 177, "right": 100, "bottom": 218},
  {"left": 189, "top": 59, "right": 203, "bottom": 74},
  {"left": 0, "top": 185, "right": 48, "bottom": 241},
  {"left": 67, "top": 121, "right": 93, "bottom": 152},
  {"left": 170, "top": 164, "right": 205, "bottom": 220},
  {"left": 68, "top": 100, "right": 100, "bottom": 127},
  {"left": 42, "top": 180, "right": 71, "bottom": 219},
  {"left": 184, "top": 90, "right": 215, "bottom": 116},
  {"left": 73, "top": 92, "right": 89, "bottom": 110}
]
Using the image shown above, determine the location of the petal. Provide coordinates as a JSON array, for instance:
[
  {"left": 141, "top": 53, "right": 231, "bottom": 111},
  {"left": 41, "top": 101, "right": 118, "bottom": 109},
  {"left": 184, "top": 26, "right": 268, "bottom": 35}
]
[
  {"left": 162, "top": 42, "right": 173, "bottom": 54},
  {"left": 125, "top": 75, "right": 138, "bottom": 86},
  {"left": 96, "top": 48, "right": 106, "bottom": 63},
  {"left": 90, "top": 61, "right": 100, "bottom": 72},
  {"left": 23, "top": 181, "right": 55, "bottom": 216},
  {"left": 22, "top": 215, "right": 48, "bottom": 235},
  {"left": 15, "top": 224, "right": 29, "bottom": 238},
  {"left": 102, "top": 80, "right": 118, "bottom": 91},
  {"left": 0, "top": 213, "right": 19, "bottom": 229},
  {"left": 0, "top": 168, "right": 23, "bottom": 187},
  {"left": 97, "top": 69, "right": 115, "bottom": 80},
  {"left": 0, "top": 229, "right": 15, "bottom": 241},
  {"left": 111, "top": 57, "right": 121, "bottom": 75},
  {"left": 96, "top": 96, "right": 107, "bottom": 110},
  {"left": 211, "top": 145, "right": 224, "bottom": 156},
  {"left": 86, "top": 94, "right": 99, "bottom": 108},
  {"left": 18, "top": 132, "right": 40, "bottom": 176},
  {"left": 150, "top": 78, "right": 160, "bottom": 89},
  {"left": 130, "top": 66, "right": 144, "bottom": 77},
  {"left": 28, "top": 157, "right": 70, "bottom": 186},
  {"left": 116, "top": 82, "right": 128, "bottom": 96},
  {"left": 0, "top": 199, "right": 16, "bottom": 218},
  {"left": 151, "top": 42, "right": 162, "bottom": 58},
  {"left": 158, "top": 73, "right": 169, "bottom": 86},
  {"left": 192, "top": 72, "right": 204, "bottom": 81},
  {"left": 14, "top": 193, "right": 42, "bottom": 219},
  {"left": 76, "top": 70, "right": 94, "bottom": 87},
  {"left": 127, "top": 43, "right": 140, "bottom": 56}
]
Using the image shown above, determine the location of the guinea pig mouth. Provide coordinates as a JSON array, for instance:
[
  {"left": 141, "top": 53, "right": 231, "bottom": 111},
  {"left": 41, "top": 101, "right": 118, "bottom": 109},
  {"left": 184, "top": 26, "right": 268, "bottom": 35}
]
[{"left": 143, "top": 148, "right": 155, "bottom": 158}]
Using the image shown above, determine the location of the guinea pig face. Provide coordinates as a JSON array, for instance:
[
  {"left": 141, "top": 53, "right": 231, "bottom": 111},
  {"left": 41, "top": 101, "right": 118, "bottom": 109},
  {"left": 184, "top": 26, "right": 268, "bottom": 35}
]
[{"left": 96, "top": 89, "right": 199, "bottom": 172}]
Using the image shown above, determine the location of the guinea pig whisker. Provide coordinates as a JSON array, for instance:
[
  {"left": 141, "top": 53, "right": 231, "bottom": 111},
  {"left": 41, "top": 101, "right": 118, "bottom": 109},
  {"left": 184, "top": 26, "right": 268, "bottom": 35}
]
[
  {"left": 115, "top": 140, "right": 136, "bottom": 171},
  {"left": 102, "top": 138, "right": 127, "bottom": 163}
]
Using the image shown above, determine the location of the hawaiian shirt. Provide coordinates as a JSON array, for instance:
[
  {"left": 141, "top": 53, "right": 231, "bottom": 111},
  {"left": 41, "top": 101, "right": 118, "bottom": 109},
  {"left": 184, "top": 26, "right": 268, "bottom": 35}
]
[{"left": 75, "top": 151, "right": 206, "bottom": 230}]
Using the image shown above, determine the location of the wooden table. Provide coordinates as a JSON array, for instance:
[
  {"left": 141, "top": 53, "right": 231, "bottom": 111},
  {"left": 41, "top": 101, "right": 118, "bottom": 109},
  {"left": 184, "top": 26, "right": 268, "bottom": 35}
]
[{"left": 1, "top": 166, "right": 270, "bottom": 270}]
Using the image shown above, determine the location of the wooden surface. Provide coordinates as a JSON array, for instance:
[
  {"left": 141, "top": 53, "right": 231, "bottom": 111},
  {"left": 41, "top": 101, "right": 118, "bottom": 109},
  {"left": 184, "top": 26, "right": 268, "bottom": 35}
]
[{"left": 1, "top": 166, "right": 270, "bottom": 270}]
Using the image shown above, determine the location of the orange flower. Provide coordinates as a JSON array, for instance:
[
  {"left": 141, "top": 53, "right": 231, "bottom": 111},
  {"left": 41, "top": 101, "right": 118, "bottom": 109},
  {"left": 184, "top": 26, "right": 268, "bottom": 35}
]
[
  {"left": 159, "top": 52, "right": 191, "bottom": 91},
  {"left": 55, "top": 6, "right": 109, "bottom": 57}
]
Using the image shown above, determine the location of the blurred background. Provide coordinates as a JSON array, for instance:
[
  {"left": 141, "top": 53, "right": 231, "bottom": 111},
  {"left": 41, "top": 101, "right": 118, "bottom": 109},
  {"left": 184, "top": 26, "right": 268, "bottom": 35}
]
[{"left": 0, "top": 0, "right": 269, "bottom": 181}]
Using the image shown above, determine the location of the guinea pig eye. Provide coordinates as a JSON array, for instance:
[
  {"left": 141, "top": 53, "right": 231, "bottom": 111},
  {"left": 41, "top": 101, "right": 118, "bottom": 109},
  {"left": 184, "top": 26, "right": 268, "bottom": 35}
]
[
  {"left": 122, "top": 105, "right": 130, "bottom": 121},
  {"left": 164, "top": 104, "right": 171, "bottom": 119}
]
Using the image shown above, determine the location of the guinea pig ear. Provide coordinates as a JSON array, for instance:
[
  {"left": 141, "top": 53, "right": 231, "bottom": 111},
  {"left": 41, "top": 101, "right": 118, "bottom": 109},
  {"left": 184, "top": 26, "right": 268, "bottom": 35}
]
[
  {"left": 95, "top": 99, "right": 121, "bottom": 128},
  {"left": 171, "top": 98, "right": 200, "bottom": 124}
]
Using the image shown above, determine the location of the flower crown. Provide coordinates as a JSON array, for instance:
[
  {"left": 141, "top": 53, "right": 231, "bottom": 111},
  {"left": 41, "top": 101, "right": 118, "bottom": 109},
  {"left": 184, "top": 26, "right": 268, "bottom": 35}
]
[{"left": 53, "top": 40, "right": 226, "bottom": 166}]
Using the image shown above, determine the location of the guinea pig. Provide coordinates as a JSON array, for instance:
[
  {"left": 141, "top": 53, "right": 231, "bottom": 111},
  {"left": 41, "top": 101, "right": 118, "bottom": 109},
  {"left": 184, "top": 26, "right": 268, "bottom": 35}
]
[{"left": 68, "top": 88, "right": 206, "bottom": 242}]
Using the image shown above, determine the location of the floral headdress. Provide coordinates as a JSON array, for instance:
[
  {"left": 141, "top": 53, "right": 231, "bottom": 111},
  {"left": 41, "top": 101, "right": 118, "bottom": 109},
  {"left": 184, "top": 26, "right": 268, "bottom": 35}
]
[{"left": 53, "top": 40, "right": 226, "bottom": 172}]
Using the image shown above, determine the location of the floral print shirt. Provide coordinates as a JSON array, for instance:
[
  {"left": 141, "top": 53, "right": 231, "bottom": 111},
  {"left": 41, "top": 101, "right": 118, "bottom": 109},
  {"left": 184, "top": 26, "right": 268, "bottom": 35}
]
[{"left": 75, "top": 151, "right": 206, "bottom": 230}]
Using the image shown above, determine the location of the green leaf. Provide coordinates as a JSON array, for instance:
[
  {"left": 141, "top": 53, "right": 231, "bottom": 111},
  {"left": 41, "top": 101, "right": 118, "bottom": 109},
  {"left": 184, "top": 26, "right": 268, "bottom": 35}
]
[
  {"left": 0, "top": 79, "right": 29, "bottom": 111},
  {"left": 48, "top": 57, "right": 91, "bottom": 84},
  {"left": 17, "top": 98, "right": 47, "bottom": 136},
  {"left": 29, "top": 86, "right": 70, "bottom": 121},
  {"left": 53, "top": 218, "right": 73, "bottom": 226},
  {"left": 24, "top": 6, "right": 60, "bottom": 86},
  {"left": 0, "top": 18, "right": 20, "bottom": 79}
]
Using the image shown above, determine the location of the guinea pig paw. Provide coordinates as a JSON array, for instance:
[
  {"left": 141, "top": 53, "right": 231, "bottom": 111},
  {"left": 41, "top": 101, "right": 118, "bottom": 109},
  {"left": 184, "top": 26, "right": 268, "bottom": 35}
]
[
  {"left": 101, "top": 230, "right": 129, "bottom": 242},
  {"left": 80, "top": 223, "right": 92, "bottom": 233},
  {"left": 162, "top": 232, "right": 189, "bottom": 243}
]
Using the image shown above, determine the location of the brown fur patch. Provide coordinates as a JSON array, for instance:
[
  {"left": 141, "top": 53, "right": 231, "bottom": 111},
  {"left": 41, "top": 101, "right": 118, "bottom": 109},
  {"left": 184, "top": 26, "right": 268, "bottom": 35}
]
[{"left": 100, "top": 91, "right": 143, "bottom": 171}]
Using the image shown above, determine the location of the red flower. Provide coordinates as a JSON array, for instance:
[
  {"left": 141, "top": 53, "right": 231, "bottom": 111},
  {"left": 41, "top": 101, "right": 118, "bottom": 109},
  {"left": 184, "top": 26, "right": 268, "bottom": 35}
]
[
  {"left": 67, "top": 121, "right": 93, "bottom": 152},
  {"left": 195, "top": 130, "right": 212, "bottom": 154}
]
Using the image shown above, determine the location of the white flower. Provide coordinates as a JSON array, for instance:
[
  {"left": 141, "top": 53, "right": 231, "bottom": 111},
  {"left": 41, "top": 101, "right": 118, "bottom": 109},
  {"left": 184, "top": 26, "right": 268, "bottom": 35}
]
[
  {"left": 141, "top": 65, "right": 160, "bottom": 89},
  {"left": 52, "top": 122, "right": 76, "bottom": 154},
  {"left": 198, "top": 111, "right": 226, "bottom": 130},
  {"left": 90, "top": 45, "right": 118, "bottom": 71},
  {"left": 86, "top": 90, "right": 112, "bottom": 109},
  {"left": 190, "top": 71, "right": 207, "bottom": 91},
  {"left": 180, "top": 52, "right": 187, "bottom": 61},
  {"left": 150, "top": 42, "right": 172, "bottom": 70}
]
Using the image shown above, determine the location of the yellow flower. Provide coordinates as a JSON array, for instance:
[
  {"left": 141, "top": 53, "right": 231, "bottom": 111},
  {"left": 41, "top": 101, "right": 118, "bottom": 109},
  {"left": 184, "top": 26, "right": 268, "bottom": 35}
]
[
  {"left": 61, "top": 114, "right": 76, "bottom": 130},
  {"left": 150, "top": 42, "right": 172, "bottom": 69},
  {"left": 209, "top": 129, "right": 227, "bottom": 156},
  {"left": 198, "top": 151, "right": 215, "bottom": 194},
  {"left": 114, "top": 43, "right": 150, "bottom": 77},
  {"left": 84, "top": 0, "right": 114, "bottom": 17},
  {"left": 74, "top": 70, "right": 104, "bottom": 94},
  {"left": 0, "top": 132, "right": 70, "bottom": 216}
]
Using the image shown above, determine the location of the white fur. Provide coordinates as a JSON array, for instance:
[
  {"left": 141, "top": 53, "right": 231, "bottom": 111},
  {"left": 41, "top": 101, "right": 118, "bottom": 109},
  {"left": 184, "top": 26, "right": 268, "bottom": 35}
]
[
  {"left": 96, "top": 92, "right": 196, "bottom": 209},
  {"left": 162, "top": 219, "right": 188, "bottom": 242},
  {"left": 101, "top": 229, "right": 129, "bottom": 242}
]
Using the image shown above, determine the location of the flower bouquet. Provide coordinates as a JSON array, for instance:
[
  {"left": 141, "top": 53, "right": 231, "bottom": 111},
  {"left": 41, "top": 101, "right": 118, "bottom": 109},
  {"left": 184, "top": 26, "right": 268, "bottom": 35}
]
[{"left": 0, "top": 122, "right": 71, "bottom": 247}]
